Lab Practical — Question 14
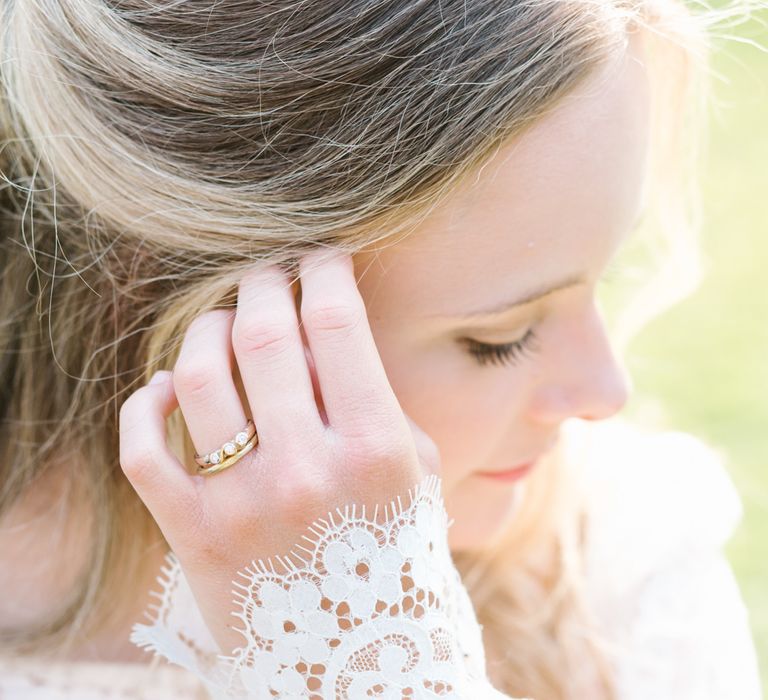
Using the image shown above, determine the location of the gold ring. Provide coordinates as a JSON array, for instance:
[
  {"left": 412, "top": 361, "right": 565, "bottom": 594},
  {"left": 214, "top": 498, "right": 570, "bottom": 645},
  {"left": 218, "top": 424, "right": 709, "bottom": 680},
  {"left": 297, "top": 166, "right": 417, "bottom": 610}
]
[
  {"left": 196, "top": 434, "right": 258, "bottom": 476},
  {"left": 194, "top": 419, "right": 258, "bottom": 476}
]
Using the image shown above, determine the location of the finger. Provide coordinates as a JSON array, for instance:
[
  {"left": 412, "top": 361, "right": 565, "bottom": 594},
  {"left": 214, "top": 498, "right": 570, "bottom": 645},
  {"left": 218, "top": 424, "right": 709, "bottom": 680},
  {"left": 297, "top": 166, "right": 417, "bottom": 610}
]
[
  {"left": 298, "top": 250, "right": 405, "bottom": 437},
  {"left": 173, "top": 309, "right": 251, "bottom": 462},
  {"left": 119, "top": 371, "right": 199, "bottom": 528},
  {"left": 232, "top": 263, "right": 325, "bottom": 448}
]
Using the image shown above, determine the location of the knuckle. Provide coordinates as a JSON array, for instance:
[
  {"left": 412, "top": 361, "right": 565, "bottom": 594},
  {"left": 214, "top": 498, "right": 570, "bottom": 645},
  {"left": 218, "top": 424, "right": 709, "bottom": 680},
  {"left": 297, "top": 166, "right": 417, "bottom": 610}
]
[
  {"left": 172, "top": 362, "right": 222, "bottom": 400},
  {"left": 232, "top": 318, "right": 293, "bottom": 358},
  {"left": 340, "top": 408, "right": 408, "bottom": 447},
  {"left": 119, "top": 443, "right": 162, "bottom": 485},
  {"left": 351, "top": 429, "right": 414, "bottom": 468},
  {"left": 118, "top": 392, "right": 139, "bottom": 426},
  {"left": 118, "top": 390, "right": 149, "bottom": 436},
  {"left": 186, "top": 309, "right": 231, "bottom": 338},
  {"left": 272, "top": 470, "right": 332, "bottom": 524},
  {"left": 303, "top": 299, "right": 364, "bottom": 335}
]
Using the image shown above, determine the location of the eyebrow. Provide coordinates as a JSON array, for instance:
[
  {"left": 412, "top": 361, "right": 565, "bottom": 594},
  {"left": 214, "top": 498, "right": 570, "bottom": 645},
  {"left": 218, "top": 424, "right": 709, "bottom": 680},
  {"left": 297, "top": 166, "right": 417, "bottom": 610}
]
[
  {"left": 430, "top": 273, "right": 587, "bottom": 320},
  {"left": 430, "top": 209, "right": 648, "bottom": 321}
]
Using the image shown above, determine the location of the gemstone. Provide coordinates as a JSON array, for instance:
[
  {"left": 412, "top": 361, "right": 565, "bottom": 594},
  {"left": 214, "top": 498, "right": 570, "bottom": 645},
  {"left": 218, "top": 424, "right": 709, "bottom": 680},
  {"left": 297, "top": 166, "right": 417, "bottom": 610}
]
[
  {"left": 223, "top": 441, "right": 237, "bottom": 456},
  {"left": 210, "top": 451, "right": 221, "bottom": 465},
  {"left": 235, "top": 431, "right": 249, "bottom": 446}
]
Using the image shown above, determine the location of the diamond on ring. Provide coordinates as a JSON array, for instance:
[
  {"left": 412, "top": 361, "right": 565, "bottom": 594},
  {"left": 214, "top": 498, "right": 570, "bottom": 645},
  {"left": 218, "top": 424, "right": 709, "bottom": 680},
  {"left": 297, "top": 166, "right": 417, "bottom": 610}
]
[{"left": 193, "top": 418, "right": 257, "bottom": 474}]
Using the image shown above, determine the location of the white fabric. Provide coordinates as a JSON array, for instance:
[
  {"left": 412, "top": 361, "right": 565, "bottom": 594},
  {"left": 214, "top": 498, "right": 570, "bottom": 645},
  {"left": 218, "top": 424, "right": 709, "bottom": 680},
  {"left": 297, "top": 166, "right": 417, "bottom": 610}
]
[
  {"left": 573, "top": 417, "right": 763, "bottom": 700},
  {"left": 0, "top": 417, "right": 762, "bottom": 699},
  {"left": 128, "top": 474, "right": 520, "bottom": 699}
]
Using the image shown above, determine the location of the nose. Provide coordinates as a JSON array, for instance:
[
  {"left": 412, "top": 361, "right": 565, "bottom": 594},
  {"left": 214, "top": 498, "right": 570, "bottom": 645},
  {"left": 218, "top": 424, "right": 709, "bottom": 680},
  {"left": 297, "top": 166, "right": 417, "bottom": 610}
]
[{"left": 527, "top": 303, "right": 632, "bottom": 423}]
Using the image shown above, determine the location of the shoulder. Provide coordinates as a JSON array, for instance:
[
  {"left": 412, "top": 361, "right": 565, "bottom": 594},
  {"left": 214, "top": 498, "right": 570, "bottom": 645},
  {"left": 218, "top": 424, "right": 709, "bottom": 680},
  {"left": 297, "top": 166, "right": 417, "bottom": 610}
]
[
  {"left": 561, "top": 416, "right": 743, "bottom": 590},
  {"left": 560, "top": 420, "right": 762, "bottom": 699}
]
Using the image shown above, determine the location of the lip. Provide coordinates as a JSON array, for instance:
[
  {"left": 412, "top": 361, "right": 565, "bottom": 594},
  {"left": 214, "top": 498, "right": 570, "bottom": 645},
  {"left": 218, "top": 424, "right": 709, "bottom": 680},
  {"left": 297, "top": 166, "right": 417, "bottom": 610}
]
[
  {"left": 475, "top": 461, "right": 537, "bottom": 482},
  {"left": 475, "top": 437, "right": 559, "bottom": 483}
]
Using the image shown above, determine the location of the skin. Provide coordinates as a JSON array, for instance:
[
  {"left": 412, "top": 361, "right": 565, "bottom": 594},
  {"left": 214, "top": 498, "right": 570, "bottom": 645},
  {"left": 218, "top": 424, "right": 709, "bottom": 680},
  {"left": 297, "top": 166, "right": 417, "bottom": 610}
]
[
  {"left": 352, "top": 29, "right": 650, "bottom": 550},
  {"left": 118, "top": 30, "right": 650, "bottom": 658},
  {"left": 1, "top": 29, "right": 650, "bottom": 668}
]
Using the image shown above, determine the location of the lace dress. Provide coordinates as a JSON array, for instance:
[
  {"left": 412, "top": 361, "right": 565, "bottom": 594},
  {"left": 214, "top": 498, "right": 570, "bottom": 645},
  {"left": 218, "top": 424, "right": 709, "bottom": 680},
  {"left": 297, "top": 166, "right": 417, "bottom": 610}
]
[{"left": 0, "top": 417, "right": 762, "bottom": 699}]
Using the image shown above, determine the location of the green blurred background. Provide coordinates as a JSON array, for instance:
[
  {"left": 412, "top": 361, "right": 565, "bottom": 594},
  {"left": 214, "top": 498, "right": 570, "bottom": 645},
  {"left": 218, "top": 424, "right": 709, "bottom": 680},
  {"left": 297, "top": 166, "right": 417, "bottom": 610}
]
[{"left": 608, "top": 6, "right": 767, "bottom": 690}]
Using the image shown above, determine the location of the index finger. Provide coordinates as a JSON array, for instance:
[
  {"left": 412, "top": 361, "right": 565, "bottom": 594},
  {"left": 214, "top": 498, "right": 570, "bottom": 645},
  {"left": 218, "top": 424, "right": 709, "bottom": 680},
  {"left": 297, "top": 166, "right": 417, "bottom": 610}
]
[{"left": 298, "top": 250, "right": 405, "bottom": 438}]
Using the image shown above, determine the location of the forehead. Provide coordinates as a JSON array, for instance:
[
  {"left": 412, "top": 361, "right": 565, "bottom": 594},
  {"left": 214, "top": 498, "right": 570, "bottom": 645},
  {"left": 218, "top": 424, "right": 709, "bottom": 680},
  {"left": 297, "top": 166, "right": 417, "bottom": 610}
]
[{"left": 355, "top": 31, "right": 651, "bottom": 322}]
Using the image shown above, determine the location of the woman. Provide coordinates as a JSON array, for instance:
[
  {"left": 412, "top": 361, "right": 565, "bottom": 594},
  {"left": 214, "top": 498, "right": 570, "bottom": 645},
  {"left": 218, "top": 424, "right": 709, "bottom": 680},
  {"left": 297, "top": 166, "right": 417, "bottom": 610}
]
[{"left": 0, "top": 0, "right": 761, "bottom": 698}]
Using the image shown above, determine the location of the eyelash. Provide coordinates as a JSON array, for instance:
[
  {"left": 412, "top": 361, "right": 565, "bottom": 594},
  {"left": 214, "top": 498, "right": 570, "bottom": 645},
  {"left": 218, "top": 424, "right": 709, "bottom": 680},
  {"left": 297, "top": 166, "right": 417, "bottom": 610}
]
[
  {"left": 464, "top": 328, "right": 541, "bottom": 368},
  {"left": 462, "top": 260, "right": 624, "bottom": 369}
]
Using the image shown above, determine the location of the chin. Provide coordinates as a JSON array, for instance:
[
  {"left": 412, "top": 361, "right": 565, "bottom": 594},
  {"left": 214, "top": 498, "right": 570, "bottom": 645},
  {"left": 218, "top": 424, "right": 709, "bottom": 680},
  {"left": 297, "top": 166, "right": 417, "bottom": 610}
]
[
  {"left": 445, "top": 479, "right": 525, "bottom": 552},
  {"left": 447, "top": 524, "right": 510, "bottom": 553}
]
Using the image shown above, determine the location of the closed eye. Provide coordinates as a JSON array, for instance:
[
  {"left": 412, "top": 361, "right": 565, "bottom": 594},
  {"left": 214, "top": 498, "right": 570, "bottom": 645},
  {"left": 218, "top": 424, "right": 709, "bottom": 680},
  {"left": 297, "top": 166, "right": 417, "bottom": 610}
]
[{"left": 462, "top": 328, "right": 540, "bottom": 368}]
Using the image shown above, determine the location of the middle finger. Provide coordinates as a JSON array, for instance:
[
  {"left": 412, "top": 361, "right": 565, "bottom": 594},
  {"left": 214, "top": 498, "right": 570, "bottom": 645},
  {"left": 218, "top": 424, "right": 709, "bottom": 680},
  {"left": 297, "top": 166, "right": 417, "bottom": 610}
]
[{"left": 233, "top": 263, "right": 325, "bottom": 448}]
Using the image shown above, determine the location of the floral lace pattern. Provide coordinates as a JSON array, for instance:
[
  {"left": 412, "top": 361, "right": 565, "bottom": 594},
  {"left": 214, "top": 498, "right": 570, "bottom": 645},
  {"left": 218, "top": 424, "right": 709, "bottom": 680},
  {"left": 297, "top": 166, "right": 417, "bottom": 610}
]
[
  {"left": 0, "top": 418, "right": 761, "bottom": 699},
  {"left": 130, "top": 475, "right": 523, "bottom": 699}
]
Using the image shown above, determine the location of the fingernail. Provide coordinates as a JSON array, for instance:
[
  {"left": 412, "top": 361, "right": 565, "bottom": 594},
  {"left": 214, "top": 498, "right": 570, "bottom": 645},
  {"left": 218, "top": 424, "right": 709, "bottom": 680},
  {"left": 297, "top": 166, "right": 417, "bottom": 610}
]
[{"left": 148, "top": 371, "right": 167, "bottom": 386}]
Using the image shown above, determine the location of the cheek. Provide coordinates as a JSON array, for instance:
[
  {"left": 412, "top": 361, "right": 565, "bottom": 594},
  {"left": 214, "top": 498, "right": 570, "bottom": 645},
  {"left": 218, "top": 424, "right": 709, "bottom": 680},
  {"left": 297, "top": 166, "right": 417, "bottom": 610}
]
[{"left": 383, "top": 346, "right": 527, "bottom": 490}]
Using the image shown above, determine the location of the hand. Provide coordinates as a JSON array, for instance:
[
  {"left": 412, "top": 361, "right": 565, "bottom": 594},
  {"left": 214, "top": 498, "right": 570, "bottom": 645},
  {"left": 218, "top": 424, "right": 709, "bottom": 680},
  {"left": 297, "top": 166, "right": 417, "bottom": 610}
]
[{"left": 118, "top": 250, "right": 441, "bottom": 656}]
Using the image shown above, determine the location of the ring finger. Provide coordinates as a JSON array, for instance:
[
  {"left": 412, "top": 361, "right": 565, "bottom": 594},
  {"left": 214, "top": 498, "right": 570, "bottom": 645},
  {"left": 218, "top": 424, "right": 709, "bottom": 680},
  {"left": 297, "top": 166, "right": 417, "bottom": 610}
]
[{"left": 173, "top": 309, "right": 250, "bottom": 465}]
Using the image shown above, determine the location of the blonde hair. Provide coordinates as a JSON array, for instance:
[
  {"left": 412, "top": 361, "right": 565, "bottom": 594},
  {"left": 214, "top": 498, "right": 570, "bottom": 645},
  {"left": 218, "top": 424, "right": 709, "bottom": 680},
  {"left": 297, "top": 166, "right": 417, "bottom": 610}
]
[{"left": 0, "top": 0, "right": 754, "bottom": 697}]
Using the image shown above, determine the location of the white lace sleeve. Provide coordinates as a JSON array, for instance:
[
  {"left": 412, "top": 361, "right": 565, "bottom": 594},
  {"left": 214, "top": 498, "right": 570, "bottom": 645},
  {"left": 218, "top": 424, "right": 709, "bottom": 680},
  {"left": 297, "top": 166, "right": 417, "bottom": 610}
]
[{"left": 130, "top": 475, "right": 525, "bottom": 699}]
